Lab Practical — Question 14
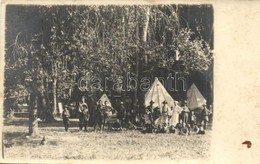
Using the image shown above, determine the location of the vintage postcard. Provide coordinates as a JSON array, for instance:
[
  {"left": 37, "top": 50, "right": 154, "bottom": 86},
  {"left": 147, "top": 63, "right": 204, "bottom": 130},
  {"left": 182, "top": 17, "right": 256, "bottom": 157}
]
[{"left": 1, "top": 0, "right": 260, "bottom": 163}]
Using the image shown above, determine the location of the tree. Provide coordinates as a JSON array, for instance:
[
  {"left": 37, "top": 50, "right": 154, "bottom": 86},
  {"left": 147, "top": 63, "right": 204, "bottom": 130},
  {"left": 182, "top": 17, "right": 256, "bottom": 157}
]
[{"left": 4, "top": 5, "right": 214, "bottom": 129}]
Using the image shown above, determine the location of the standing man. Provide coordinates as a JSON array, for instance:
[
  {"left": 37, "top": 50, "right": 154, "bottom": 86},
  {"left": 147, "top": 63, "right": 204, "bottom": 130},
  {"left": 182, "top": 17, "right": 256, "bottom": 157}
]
[
  {"left": 79, "top": 102, "right": 88, "bottom": 131},
  {"left": 119, "top": 101, "right": 126, "bottom": 127},
  {"left": 201, "top": 104, "right": 212, "bottom": 130},
  {"left": 182, "top": 101, "right": 190, "bottom": 125},
  {"left": 190, "top": 111, "right": 197, "bottom": 129},
  {"left": 93, "top": 100, "right": 104, "bottom": 132},
  {"left": 169, "top": 101, "right": 183, "bottom": 127},
  {"left": 62, "top": 106, "right": 70, "bottom": 132},
  {"left": 79, "top": 104, "right": 89, "bottom": 131},
  {"left": 209, "top": 104, "right": 213, "bottom": 124},
  {"left": 145, "top": 100, "right": 155, "bottom": 125},
  {"left": 161, "top": 101, "right": 169, "bottom": 126}
]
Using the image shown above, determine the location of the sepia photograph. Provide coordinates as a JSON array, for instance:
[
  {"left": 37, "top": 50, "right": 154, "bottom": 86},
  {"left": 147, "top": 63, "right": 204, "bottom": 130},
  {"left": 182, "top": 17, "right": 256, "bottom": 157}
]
[{"left": 3, "top": 3, "right": 214, "bottom": 161}]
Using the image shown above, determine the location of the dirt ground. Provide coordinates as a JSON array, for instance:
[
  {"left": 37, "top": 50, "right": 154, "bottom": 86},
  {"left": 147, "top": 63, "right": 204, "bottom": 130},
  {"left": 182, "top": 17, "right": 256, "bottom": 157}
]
[{"left": 3, "top": 117, "right": 211, "bottom": 160}]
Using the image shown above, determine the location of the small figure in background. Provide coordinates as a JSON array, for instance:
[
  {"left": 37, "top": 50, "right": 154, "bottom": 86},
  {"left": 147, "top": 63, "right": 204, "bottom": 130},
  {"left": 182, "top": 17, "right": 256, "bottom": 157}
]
[
  {"left": 201, "top": 104, "right": 212, "bottom": 130},
  {"left": 112, "top": 119, "right": 122, "bottom": 131},
  {"left": 145, "top": 101, "right": 155, "bottom": 125},
  {"left": 79, "top": 104, "right": 89, "bottom": 131},
  {"left": 182, "top": 101, "right": 190, "bottom": 125},
  {"left": 40, "top": 136, "right": 47, "bottom": 145},
  {"left": 62, "top": 106, "right": 70, "bottom": 132},
  {"left": 190, "top": 111, "right": 197, "bottom": 128}
]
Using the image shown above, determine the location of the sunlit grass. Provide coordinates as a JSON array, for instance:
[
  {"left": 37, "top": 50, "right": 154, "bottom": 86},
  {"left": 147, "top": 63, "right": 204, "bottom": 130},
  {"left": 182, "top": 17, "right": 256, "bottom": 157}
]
[{"left": 3, "top": 117, "right": 211, "bottom": 160}]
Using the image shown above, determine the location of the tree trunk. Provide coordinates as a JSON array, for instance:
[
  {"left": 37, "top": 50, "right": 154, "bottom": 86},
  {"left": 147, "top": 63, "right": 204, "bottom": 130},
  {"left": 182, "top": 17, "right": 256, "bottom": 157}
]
[
  {"left": 52, "top": 78, "right": 57, "bottom": 116},
  {"left": 37, "top": 77, "right": 46, "bottom": 120},
  {"left": 142, "top": 7, "right": 150, "bottom": 44},
  {"left": 134, "top": 6, "right": 140, "bottom": 105},
  {"left": 44, "top": 79, "right": 55, "bottom": 122},
  {"left": 28, "top": 48, "right": 39, "bottom": 137},
  {"left": 135, "top": 6, "right": 150, "bottom": 104},
  {"left": 52, "top": 62, "right": 58, "bottom": 116},
  {"left": 29, "top": 93, "right": 39, "bottom": 137}
]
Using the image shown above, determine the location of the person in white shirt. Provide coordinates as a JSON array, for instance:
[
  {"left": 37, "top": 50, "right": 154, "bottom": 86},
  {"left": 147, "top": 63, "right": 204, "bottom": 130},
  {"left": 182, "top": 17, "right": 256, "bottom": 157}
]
[{"left": 169, "top": 101, "right": 183, "bottom": 127}]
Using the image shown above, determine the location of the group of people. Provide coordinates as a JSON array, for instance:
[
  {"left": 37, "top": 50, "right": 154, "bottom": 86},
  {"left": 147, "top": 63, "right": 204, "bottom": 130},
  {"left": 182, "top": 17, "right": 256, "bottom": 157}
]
[
  {"left": 61, "top": 98, "right": 212, "bottom": 134},
  {"left": 142, "top": 100, "right": 212, "bottom": 134},
  {"left": 62, "top": 99, "right": 126, "bottom": 132},
  {"left": 62, "top": 102, "right": 89, "bottom": 132}
]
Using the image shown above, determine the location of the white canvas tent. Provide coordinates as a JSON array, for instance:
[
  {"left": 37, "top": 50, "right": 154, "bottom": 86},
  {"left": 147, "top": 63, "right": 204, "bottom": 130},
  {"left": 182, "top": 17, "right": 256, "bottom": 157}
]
[
  {"left": 186, "top": 83, "right": 207, "bottom": 110},
  {"left": 144, "top": 77, "right": 175, "bottom": 112},
  {"left": 97, "top": 94, "right": 112, "bottom": 107}
]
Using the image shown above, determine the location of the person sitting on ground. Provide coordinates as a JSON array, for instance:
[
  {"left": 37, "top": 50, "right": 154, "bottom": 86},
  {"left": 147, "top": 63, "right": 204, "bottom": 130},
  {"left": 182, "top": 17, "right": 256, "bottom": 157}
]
[
  {"left": 169, "top": 125, "right": 176, "bottom": 134},
  {"left": 112, "top": 119, "right": 122, "bottom": 131},
  {"left": 40, "top": 136, "right": 47, "bottom": 145},
  {"left": 197, "top": 126, "right": 206, "bottom": 135},
  {"left": 176, "top": 119, "right": 183, "bottom": 132},
  {"left": 160, "top": 123, "right": 169, "bottom": 133},
  {"left": 179, "top": 122, "right": 190, "bottom": 135},
  {"left": 141, "top": 123, "right": 154, "bottom": 133}
]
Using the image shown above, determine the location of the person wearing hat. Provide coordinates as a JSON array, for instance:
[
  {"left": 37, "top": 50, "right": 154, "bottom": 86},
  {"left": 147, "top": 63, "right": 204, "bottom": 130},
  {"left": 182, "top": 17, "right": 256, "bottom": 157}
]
[
  {"left": 79, "top": 101, "right": 89, "bottom": 131},
  {"left": 182, "top": 101, "right": 190, "bottom": 125},
  {"left": 62, "top": 106, "right": 70, "bottom": 132},
  {"left": 79, "top": 103, "right": 89, "bottom": 131},
  {"left": 169, "top": 101, "right": 183, "bottom": 127},
  {"left": 145, "top": 100, "right": 155, "bottom": 125},
  {"left": 201, "top": 103, "right": 211, "bottom": 130}
]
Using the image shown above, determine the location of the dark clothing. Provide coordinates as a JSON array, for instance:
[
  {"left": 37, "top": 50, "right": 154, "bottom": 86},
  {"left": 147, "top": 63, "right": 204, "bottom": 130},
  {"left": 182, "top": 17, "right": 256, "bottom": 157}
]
[
  {"left": 176, "top": 122, "right": 183, "bottom": 131},
  {"left": 144, "top": 105, "right": 154, "bottom": 125},
  {"left": 145, "top": 105, "right": 153, "bottom": 114},
  {"left": 79, "top": 109, "right": 89, "bottom": 130},
  {"left": 62, "top": 109, "right": 70, "bottom": 131},
  {"left": 118, "top": 104, "right": 126, "bottom": 127},
  {"left": 93, "top": 104, "right": 105, "bottom": 131}
]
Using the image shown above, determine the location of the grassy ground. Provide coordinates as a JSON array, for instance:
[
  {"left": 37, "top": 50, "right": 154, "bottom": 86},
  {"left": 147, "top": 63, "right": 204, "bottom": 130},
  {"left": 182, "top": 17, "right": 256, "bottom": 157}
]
[{"left": 3, "top": 117, "right": 211, "bottom": 160}]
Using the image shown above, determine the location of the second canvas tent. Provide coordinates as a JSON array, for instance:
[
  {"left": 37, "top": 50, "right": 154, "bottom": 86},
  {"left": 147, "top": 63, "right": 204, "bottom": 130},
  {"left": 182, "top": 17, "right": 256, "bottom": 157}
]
[{"left": 186, "top": 83, "right": 207, "bottom": 110}]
